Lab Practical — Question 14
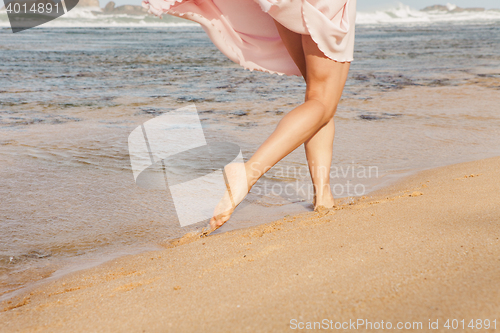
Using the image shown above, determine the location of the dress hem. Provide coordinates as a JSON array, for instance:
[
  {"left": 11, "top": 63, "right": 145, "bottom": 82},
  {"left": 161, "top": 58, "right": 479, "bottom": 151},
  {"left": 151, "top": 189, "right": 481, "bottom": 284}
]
[{"left": 141, "top": 0, "right": 354, "bottom": 76}]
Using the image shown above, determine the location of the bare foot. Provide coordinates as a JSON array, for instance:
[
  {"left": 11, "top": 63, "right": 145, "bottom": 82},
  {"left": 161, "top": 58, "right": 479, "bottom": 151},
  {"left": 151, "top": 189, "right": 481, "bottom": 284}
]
[
  {"left": 208, "top": 163, "right": 250, "bottom": 233},
  {"left": 313, "top": 192, "right": 335, "bottom": 211}
]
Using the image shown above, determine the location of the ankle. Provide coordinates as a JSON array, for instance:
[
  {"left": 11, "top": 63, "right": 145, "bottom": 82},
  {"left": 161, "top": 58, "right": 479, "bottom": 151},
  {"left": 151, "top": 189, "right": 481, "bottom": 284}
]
[
  {"left": 313, "top": 186, "right": 335, "bottom": 207},
  {"left": 244, "top": 162, "right": 259, "bottom": 190}
]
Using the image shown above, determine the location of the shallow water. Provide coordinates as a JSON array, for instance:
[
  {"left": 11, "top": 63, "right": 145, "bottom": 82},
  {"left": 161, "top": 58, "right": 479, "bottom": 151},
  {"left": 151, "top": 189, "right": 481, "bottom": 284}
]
[{"left": 1, "top": 22, "right": 499, "bottom": 298}]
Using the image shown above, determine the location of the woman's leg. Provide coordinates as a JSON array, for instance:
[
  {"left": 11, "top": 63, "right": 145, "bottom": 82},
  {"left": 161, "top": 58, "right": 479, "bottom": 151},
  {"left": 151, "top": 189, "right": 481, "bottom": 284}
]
[
  {"left": 275, "top": 21, "right": 346, "bottom": 209},
  {"left": 274, "top": 20, "right": 307, "bottom": 78},
  {"left": 304, "top": 117, "right": 336, "bottom": 209},
  {"left": 209, "top": 26, "right": 350, "bottom": 230},
  {"left": 300, "top": 34, "right": 350, "bottom": 209}
]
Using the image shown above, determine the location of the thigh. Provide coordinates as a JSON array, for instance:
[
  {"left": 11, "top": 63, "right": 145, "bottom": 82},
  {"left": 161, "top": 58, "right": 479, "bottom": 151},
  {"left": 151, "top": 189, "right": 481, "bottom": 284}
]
[
  {"left": 302, "top": 34, "right": 350, "bottom": 111},
  {"left": 273, "top": 19, "right": 307, "bottom": 78}
]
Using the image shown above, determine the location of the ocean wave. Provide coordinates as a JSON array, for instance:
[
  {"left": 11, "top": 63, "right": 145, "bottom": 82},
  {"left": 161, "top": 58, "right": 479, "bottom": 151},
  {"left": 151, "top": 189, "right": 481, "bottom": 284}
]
[
  {"left": 356, "top": 3, "right": 500, "bottom": 25},
  {"left": 0, "top": 2, "right": 500, "bottom": 28},
  {"left": 0, "top": 7, "right": 197, "bottom": 27}
]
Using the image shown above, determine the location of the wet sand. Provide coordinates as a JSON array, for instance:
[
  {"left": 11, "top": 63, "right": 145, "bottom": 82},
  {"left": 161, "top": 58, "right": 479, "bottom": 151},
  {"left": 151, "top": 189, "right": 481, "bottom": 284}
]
[{"left": 1, "top": 156, "right": 499, "bottom": 332}]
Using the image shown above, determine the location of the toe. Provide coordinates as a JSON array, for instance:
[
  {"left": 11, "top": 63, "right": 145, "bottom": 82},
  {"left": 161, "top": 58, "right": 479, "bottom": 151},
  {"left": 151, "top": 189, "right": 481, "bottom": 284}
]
[
  {"left": 209, "top": 217, "right": 218, "bottom": 230},
  {"left": 209, "top": 215, "right": 224, "bottom": 231}
]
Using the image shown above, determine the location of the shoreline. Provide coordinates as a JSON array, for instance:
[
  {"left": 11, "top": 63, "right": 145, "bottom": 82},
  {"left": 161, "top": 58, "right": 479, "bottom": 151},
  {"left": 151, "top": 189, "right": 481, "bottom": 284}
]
[
  {"left": 0, "top": 160, "right": 421, "bottom": 302},
  {"left": 0, "top": 244, "right": 163, "bottom": 303},
  {"left": 2, "top": 155, "right": 499, "bottom": 332},
  {"left": 0, "top": 156, "right": 462, "bottom": 303}
]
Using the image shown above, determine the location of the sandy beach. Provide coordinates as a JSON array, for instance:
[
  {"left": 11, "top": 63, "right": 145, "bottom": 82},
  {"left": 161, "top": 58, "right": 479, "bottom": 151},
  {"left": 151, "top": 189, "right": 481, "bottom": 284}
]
[{"left": 1, "top": 156, "right": 499, "bottom": 332}]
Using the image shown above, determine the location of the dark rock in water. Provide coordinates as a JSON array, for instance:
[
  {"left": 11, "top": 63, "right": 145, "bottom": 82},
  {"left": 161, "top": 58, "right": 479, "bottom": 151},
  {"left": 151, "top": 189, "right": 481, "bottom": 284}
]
[
  {"left": 359, "top": 114, "right": 382, "bottom": 120},
  {"left": 450, "top": 7, "right": 485, "bottom": 13},
  {"left": 359, "top": 112, "right": 402, "bottom": 121},
  {"left": 137, "top": 107, "right": 174, "bottom": 116},
  {"left": 427, "top": 79, "right": 451, "bottom": 87},
  {"left": 422, "top": 5, "right": 485, "bottom": 13},
  {"left": 422, "top": 5, "right": 449, "bottom": 12},
  {"left": 104, "top": 0, "right": 115, "bottom": 12},
  {"left": 176, "top": 96, "right": 205, "bottom": 103},
  {"left": 98, "top": 1, "right": 149, "bottom": 15},
  {"left": 382, "top": 113, "right": 402, "bottom": 118},
  {"left": 231, "top": 111, "right": 248, "bottom": 116}
]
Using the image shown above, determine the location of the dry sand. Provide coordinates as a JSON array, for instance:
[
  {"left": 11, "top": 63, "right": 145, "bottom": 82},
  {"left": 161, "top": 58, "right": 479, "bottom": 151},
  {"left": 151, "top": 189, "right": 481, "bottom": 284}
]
[{"left": 1, "top": 157, "right": 499, "bottom": 332}]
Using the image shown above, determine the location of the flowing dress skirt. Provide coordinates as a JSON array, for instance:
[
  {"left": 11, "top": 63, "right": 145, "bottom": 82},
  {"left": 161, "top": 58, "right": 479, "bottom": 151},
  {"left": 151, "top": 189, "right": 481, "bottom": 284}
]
[{"left": 142, "top": 0, "right": 357, "bottom": 76}]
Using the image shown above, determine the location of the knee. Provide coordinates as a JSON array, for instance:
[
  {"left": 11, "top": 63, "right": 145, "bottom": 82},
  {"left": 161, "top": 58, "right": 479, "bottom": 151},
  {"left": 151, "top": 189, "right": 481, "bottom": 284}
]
[
  {"left": 305, "top": 79, "right": 343, "bottom": 120},
  {"left": 307, "top": 93, "right": 337, "bottom": 122},
  {"left": 307, "top": 98, "right": 336, "bottom": 126}
]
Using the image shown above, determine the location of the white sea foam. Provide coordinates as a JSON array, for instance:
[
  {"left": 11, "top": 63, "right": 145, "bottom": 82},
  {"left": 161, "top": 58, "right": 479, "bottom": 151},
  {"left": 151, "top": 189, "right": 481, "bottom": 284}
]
[
  {"left": 446, "top": 3, "right": 457, "bottom": 11},
  {"left": 0, "top": 7, "right": 197, "bottom": 27},
  {"left": 0, "top": 2, "right": 499, "bottom": 28},
  {"left": 356, "top": 2, "right": 500, "bottom": 25}
]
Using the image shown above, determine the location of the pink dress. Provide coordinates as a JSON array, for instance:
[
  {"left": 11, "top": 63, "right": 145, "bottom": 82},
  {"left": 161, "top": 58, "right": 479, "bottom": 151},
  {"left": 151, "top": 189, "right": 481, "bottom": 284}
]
[{"left": 141, "top": 0, "right": 357, "bottom": 76}]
